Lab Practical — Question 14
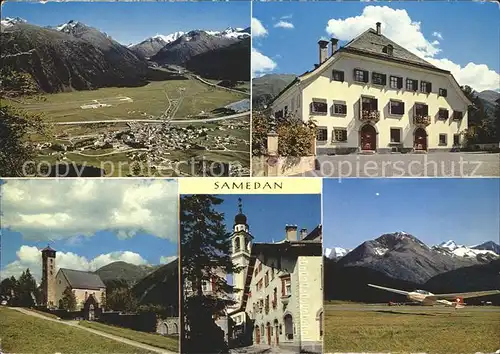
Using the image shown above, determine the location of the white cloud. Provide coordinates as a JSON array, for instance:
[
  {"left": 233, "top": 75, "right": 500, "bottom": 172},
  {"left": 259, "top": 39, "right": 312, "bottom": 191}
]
[
  {"left": 0, "top": 179, "right": 178, "bottom": 242},
  {"left": 1, "top": 246, "right": 148, "bottom": 282},
  {"left": 252, "top": 47, "right": 277, "bottom": 78},
  {"left": 252, "top": 17, "right": 268, "bottom": 38},
  {"left": 325, "top": 5, "right": 500, "bottom": 91},
  {"left": 160, "top": 255, "right": 178, "bottom": 264},
  {"left": 274, "top": 21, "right": 294, "bottom": 29},
  {"left": 280, "top": 14, "right": 293, "bottom": 20},
  {"left": 432, "top": 31, "right": 443, "bottom": 40}
]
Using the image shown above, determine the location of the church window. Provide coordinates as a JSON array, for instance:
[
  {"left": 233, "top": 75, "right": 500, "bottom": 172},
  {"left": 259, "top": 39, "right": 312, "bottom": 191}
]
[
  {"left": 240, "top": 237, "right": 245, "bottom": 252},
  {"left": 234, "top": 238, "right": 240, "bottom": 253}
]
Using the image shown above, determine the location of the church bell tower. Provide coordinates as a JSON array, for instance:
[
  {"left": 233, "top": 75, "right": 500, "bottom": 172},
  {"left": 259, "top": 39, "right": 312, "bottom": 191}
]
[
  {"left": 230, "top": 198, "right": 253, "bottom": 306},
  {"left": 41, "top": 246, "right": 57, "bottom": 308}
]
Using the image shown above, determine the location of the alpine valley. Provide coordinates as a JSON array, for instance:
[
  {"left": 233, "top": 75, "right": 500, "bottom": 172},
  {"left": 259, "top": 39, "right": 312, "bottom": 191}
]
[
  {"left": 1, "top": 16, "right": 251, "bottom": 177},
  {"left": 324, "top": 232, "right": 500, "bottom": 304}
]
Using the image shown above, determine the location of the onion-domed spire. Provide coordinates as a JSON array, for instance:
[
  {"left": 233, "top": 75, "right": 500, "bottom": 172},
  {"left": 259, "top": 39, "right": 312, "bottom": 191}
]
[{"left": 234, "top": 197, "right": 247, "bottom": 225}]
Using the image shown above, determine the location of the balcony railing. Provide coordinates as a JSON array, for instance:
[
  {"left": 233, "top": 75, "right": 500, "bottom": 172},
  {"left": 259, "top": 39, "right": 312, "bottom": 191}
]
[
  {"left": 360, "top": 110, "right": 380, "bottom": 122},
  {"left": 413, "top": 115, "right": 431, "bottom": 126}
]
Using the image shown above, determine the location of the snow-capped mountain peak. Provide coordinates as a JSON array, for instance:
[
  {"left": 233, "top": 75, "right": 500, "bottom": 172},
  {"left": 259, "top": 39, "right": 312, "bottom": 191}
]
[
  {"left": 152, "top": 31, "right": 185, "bottom": 44},
  {"left": 439, "top": 240, "right": 459, "bottom": 250},
  {"left": 324, "top": 247, "right": 351, "bottom": 259},
  {"left": 433, "top": 239, "right": 499, "bottom": 260},
  {"left": 1, "top": 17, "right": 27, "bottom": 28},
  {"left": 56, "top": 20, "right": 80, "bottom": 32}
]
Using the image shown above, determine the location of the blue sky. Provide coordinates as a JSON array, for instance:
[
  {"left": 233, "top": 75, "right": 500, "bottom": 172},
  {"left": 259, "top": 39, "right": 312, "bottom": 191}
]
[
  {"left": 252, "top": 2, "right": 499, "bottom": 91},
  {"left": 182, "top": 194, "right": 321, "bottom": 244},
  {"left": 1, "top": 1, "right": 250, "bottom": 45},
  {"left": 0, "top": 179, "right": 178, "bottom": 282},
  {"left": 323, "top": 178, "right": 500, "bottom": 250}
]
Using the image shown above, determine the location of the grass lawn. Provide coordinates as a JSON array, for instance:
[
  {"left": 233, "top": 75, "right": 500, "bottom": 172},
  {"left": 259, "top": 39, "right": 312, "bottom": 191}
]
[
  {"left": 0, "top": 307, "right": 154, "bottom": 353},
  {"left": 6, "top": 78, "right": 245, "bottom": 122},
  {"left": 324, "top": 303, "right": 500, "bottom": 354},
  {"left": 80, "top": 321, "right": 178, "bottom": 352},
  {"left": 24, "top": 307, "right": 61, "bottom": 319}
]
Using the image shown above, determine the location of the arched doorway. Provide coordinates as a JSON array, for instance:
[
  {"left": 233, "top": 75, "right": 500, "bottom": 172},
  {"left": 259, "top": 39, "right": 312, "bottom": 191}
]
[
  {"left": 284, "top": 314, "right": 293, "bottom": 340},
  {"left": 266, "top": 322, "right": 271, "bottom": 345},
  {"left": 255, "top": 325, "right": 260, "bottom": 344},
  {"left": 158, "top": 322, "right": 168, "bottom": 335},
  {"left": 414, "top": 128, "right": 427, "bottom": 151},
  {"left": 172, "top": 322, "right": 178, "bottom": 334},
  {"left": 360, "top": 124, "right": 377, "bottom": 151},
  {"left": 88, "top": 304, "right": 95, "bottom": 321},
  {"left": 274, "top": 319, "right": 279, "bottom": 345}
]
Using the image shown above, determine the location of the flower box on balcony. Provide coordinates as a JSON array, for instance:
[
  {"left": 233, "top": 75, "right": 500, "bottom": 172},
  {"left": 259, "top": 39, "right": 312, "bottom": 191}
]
[
  {"left": 414, "top": 115, "right": 431, "bottom": 126},
  {"left": 360, "top": 110, "right": 380, "bottom": 122}
]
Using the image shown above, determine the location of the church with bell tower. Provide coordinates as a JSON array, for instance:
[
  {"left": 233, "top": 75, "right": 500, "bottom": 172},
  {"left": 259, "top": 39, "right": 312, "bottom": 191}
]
[{"left": 230, "top": 198, "right": 253, "bottom": 307}]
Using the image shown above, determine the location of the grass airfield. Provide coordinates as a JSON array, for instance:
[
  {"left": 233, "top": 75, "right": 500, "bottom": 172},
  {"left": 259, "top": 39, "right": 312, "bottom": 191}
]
[{"left": 324, "top": 301, "right": 500, "bottom": 354}]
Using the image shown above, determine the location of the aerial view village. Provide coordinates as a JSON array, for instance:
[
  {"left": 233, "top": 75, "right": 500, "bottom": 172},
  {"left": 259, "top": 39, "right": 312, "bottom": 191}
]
[
  {"left": 0, "top": 1, "right": 251, "bottom": 177},
  {"left": 0, "top": 179, "right": 180, "bottom": 353}
]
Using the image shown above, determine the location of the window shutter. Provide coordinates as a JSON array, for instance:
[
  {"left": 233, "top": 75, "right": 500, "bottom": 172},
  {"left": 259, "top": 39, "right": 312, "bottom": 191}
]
[
  {"left": 382, "top": 74, "right": 387, "bottom": 85},
  {"left": 363, "top": 70, "right": 369, "bottom": 83},
  {"left": 340, "top": 71, "right": 345, "bottom": 82},
  {"left": 427, "top": 83, "right": 432, "bottom": 93},
  {"left": 398, "top": 77, "right": 403, "bottom": 89}
]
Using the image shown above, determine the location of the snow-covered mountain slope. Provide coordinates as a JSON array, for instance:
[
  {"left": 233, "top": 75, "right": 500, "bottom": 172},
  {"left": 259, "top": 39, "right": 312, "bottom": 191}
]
[
  {"left": 324, "top": 247, "right": 351, "bottom": 259},
  {"left": 1, "top": 17, "right": 27, "bottom": 29},
  {"left": 433, "top": 240, "right": 499, "bottom": 260}
]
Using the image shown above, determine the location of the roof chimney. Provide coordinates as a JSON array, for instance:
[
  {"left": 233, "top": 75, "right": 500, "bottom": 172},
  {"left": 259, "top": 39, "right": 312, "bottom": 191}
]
[
  {"left": 330, "top": 38, "right": 338, "bottom": 56},
  {"left": 285, "top": 225, "right": 298, "bottom": 241},
  {"left": 300, "top": 228, "right": 308, "bottom": 240},
  {"left": 376, "top": 22, "right": 381, "bottom": 35},
  {"left": 318, "top": 39, "right": 329, "bottom": 65}
]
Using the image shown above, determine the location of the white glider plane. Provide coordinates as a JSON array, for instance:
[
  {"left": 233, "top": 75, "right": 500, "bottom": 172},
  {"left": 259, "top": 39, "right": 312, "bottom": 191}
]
[{"left": 368, "top": 284, "right": 500, "bottom": 308}]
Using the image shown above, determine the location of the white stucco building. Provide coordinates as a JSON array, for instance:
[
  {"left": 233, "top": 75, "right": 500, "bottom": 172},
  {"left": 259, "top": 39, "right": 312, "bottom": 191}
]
[
  {"left": 227, "top": 202, "right": 323, "bottom": 353},
  {"left": 271, "top": 22, "right": 472, "bottom": 154}
]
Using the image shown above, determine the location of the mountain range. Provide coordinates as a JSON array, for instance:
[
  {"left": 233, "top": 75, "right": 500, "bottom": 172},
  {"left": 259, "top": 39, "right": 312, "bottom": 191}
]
[
  {"left": 324, "top": 232, "right": 500, "bottom": 304},
  {"left": 1, "top": 18, "right": 250, "bottom": 94},
  {"left": 95, "top": 258, "right": 179, "bottom": 312}
]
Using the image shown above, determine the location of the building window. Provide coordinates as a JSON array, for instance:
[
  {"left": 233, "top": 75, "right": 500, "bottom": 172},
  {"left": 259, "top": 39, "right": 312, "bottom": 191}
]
[
  {"left": 453, "top": 134, "right": 460, "bottom": 146},
  {"left": 59, "top": 280, "right": 61, "bottom": 284},
  {"left": 310, "top": 101, "right": 328, "bottom": 115},
  {"left": 439, "top": 88, "right": 448, "bottom": 97},
  {"left": 406, "top": 78, "right": 418, "bottom": 91},
  {"left": 50, "top": 271, "right": 53, "bottom": 275},
  {"left": 389, "top": 76, "right": 403, "bottom": 89},
  {"left": 50, "top": 259, "right": 53, "bottom": 263},
  {"left": 202, "top": 281, "right": 208, "bottom": 292},
  {"left": 439, "top": 134, "right": 447, "bottom": 146},
  {"left": 281, "top": 277, "right": 291, "bottom": 296},
  {"left": 265, "top": 272, "right": 269, "bottom": 287},
  {"left": 271, "top": 267, "right": 274, "bottom": 280},
  {"left": 274, "top": 110, "right": 283, "bottom": 119},
  {"left": 273, "top": 288, "right": 277, "bottom": 309},
  {"left": 265, "top": 295, "right": 270, "bottom": 314},
  {"left": 453, "top": 111, "right": 463, "bottom": 120},
  {"left": 389, "top": 100, "right": 405, "bottom": 115},
  {"left": 258, "top": 263, "right": 262, "bottom": 272},
  {"left": 284, "top": 106, "right": 288, "bottom": 116},
  {"left": 415, "top": 103, "right": 429, "bottom": 116},
  {"left": 332, "top": 129, "right": 347, "bottom": 142},
  {"left": 284, "top": 314, "right": 293, "bottom": 340},
  {"left": 420, "top": 81, "right": 432, "bottom": 94},
  {"left": 372, "top": 72, "right": 387, "bottom": 86},
  {"left": 438, "top": 108, "right": 449, "bottom": 120},
  {"left": 316, "top": 128, "right": 328, "bottom": 142},
  {"left": 332, "top": 103, "right": 347, "bottom": 115},
  {"left": 390, "top": 128, "right": 401, "bottom": 143},
  {"left": 332, "top": 70, "right": 344, "bottom": 82},
  {"left": 353, "top": 69, "right": 369, "bottom": 83},
  {"left": 361, "top": 97, "right": 378, "bottom": 111}
]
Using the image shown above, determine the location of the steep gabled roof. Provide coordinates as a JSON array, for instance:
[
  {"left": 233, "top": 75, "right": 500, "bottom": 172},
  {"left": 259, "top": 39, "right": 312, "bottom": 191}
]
[
  {"left": 343, "top": 28, "right": 437, "bottom": 69},
  {"left": 59, "top": 268, "right": 106, "bottom": 290}
]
